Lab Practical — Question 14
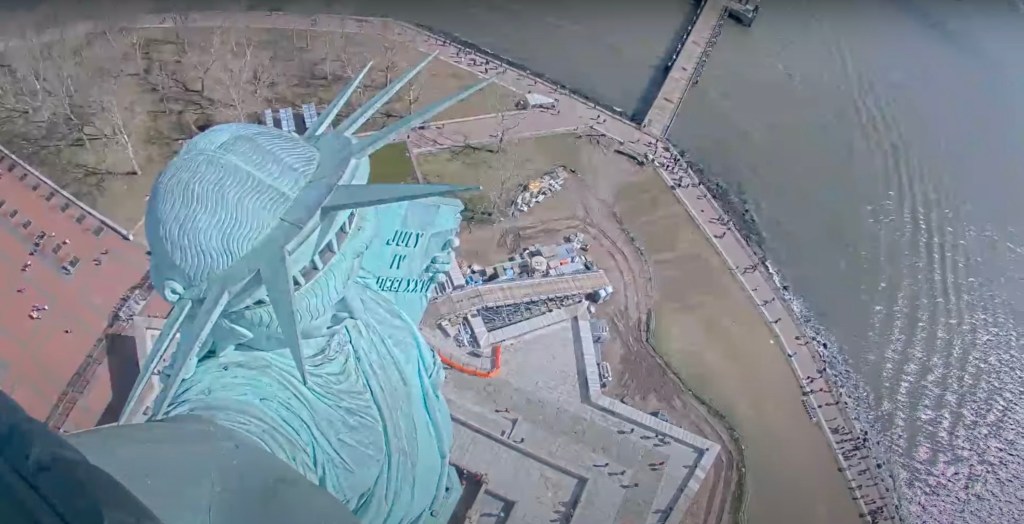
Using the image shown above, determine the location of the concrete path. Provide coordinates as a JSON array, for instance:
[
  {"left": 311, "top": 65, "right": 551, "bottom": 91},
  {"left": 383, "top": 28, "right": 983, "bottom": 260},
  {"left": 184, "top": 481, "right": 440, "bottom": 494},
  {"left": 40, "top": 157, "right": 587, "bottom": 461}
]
[{"left": 444, "top": 316, "right": 712, "bottom": 524}]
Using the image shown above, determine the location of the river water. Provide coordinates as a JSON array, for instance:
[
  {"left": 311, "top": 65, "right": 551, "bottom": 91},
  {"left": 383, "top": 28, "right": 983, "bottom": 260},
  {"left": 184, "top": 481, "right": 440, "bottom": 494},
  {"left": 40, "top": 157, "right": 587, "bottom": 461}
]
[
  {"left": 671, "top": 2, "right": 1024, "bottom": 522},
  {"left": 19, "top": 0, "right": 1024, "bottom": 521}
]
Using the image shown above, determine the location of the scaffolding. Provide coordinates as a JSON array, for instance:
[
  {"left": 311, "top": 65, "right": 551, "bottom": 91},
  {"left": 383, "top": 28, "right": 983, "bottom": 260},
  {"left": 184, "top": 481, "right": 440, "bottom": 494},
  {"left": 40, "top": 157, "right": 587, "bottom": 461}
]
[
  {"left": 453, "top": 320, "right": 474, "bottom": 348},
  {"left": 478, "top": 294, "right": 583, "bottom": 331}
]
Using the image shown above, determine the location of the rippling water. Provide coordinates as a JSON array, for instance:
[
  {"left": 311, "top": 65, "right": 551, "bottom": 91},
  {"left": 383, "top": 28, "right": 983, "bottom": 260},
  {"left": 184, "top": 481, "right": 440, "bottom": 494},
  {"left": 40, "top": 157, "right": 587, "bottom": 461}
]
[{"left": 672, "top": 1, "right": 1024, "bottom": 522}]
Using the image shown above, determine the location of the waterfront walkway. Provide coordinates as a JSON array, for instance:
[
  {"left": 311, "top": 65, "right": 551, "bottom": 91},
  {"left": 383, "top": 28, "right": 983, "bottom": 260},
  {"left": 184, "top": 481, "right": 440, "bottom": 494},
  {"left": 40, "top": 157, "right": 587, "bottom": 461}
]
[{"left": 642, "top": 0, "right": 729, "bottom": 137}]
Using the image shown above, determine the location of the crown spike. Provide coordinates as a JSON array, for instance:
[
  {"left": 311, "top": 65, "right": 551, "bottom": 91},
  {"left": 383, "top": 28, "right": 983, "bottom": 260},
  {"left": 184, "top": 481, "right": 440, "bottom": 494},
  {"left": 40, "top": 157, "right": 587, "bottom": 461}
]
[
  {"left": 352, "top": 77, "right": 494, "bottom": 158},
  {"left": 151, "top": 287, "right": 231, "bottom": 418},
  {"left": 334, "top": 52, "right": 439, "bottom": 135},
  {"left": 118, "top": 298, "right": 193, "bottom": 423},
  {"left": 321, "top": 183, "right": 478, "bottom": 214},
  {"left": 261, "top": 250, "right": 308, "bottom": 385},
  {"left": 304, "top": 61, "right": 374, "bottom": 138}
]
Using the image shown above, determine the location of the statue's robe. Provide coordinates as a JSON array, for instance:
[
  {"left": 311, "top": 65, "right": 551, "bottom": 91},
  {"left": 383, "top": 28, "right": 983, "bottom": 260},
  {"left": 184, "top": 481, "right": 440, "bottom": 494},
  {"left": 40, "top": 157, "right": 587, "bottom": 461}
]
[
  {"left": 161, "top": 199, "right": 463, "bottom": 524},
  {"left": 163, "top": 282, "right": 452, "bottom": 523}
]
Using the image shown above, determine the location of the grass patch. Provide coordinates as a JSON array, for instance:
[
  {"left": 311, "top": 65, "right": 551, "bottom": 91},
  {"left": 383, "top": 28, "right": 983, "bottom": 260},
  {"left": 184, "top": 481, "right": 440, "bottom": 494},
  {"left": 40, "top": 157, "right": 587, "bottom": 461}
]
[{"left": 369, "top": 142, "right": 416, "bottom": 184}]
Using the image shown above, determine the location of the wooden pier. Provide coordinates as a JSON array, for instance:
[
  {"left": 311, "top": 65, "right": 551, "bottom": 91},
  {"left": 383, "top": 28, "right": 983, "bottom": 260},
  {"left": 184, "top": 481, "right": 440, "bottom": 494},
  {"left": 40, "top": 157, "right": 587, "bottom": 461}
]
[{"left": 642, "top": 0, "right": 729, "bottom": 137}]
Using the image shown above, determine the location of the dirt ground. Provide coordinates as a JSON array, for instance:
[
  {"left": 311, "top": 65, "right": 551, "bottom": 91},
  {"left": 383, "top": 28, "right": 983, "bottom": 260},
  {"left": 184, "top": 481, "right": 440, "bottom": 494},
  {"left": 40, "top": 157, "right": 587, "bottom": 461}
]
[
  {"left": 0, "top": 25, "right": 519, "bottom": 229},
  {"left": 416, "top": 133, "right": 740, "bottom": 524}
]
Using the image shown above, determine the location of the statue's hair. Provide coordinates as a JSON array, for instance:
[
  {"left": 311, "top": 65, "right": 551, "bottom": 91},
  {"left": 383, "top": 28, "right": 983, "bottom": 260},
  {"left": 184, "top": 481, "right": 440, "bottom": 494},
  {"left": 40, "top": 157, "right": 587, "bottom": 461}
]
[{"left": 146, "top": 124, "right": 320, "bottom": 293}]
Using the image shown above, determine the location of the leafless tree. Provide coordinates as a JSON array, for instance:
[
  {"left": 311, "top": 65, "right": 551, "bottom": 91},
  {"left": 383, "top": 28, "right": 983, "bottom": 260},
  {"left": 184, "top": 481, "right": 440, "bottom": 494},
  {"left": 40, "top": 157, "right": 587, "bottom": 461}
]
[
  {"left": 185, "top": 25, "right": 222, "bottom": 95},
  {"left": 381, "top": 43, "right": 399, "bottom": 86},
  {"left": 0, "top": 32, "right": 98, "bottom": 150},
  {"left": 251, "top": 59, "right": 277, "bottom": 104},
  {"left": 2, "top": 36, "right": 50, "bottom": 118},
  {"left": 404, "top": 80, "right": 421, "bottom": 115},
  {"left": 322, "top": 31, "right": 334, "bottom": 81},
  {"left": 170, "top": 13, "right": 190, "bottom": 54},
  {"left": 121, "top": 29, "right": 146, "bottom": 73},
  {"left": 102, "top": 88, "right": 141, "bottom": 175},
  {"left": 148, "top": 61, "right": 175, "bottom": 114},
  {"left": 221, "top": 34, "right": 255, "bottom": 121},
  {"left": 490, "top": 111, "right": 522, "bottom": 154},
  {"left": 334, "top": 33, "right": 353, "bottom": 79},
  {"left": 488, "top": 148, "right": 524, "bottom": 219}
]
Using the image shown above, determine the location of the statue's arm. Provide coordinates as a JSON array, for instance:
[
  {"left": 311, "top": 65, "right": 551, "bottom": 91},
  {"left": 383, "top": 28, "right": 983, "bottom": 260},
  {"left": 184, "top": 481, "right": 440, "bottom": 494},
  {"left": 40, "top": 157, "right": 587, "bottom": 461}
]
[
  {"left": 67, "top": 416, "right": 362, "bottom": 524},
  {"left": 0, "top": 390, "right": 359, "bottom": 524}
]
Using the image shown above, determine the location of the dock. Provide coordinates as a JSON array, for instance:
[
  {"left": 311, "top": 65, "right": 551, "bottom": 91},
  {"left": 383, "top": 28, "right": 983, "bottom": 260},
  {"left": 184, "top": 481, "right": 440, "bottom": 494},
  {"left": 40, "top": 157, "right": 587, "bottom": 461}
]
[{"left": 642, "top": 0, "right": 729, "bottom": 137}]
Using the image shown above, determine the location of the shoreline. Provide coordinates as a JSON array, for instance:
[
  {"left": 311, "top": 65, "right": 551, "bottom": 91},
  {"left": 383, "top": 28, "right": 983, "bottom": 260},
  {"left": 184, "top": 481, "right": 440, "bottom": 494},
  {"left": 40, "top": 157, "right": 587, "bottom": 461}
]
[
  {"left": 412, "top": 22, "right": 637, "bottom": 124},
  {"left": 684, "top": 156, "right": 906, "bottom": 522}
]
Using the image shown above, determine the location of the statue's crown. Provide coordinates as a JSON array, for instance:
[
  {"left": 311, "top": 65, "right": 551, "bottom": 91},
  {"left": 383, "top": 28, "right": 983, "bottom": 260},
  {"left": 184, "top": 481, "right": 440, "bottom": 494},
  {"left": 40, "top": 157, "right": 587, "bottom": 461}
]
[{"left": 124, "top": 54, "right": 493, "bottom": 423}]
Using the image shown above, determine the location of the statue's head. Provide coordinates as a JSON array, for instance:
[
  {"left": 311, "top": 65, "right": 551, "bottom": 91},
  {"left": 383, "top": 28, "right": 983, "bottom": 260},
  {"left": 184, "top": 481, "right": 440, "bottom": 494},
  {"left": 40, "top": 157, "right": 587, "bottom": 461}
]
[
  {"left": 146, "top": 123, "right": 337, "bottom": 301},
  {"left": 124, "top": 54, "right": 493, "bottom": 422}
]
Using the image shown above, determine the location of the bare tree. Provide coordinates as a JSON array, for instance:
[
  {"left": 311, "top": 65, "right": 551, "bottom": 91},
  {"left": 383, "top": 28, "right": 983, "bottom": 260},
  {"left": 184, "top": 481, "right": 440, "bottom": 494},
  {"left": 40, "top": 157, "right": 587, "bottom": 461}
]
[
  {"left": 488, "top": 148, "right": 524, "bottom": 219},
  {"left": 3, "top": 36, "right": 50, "bottom": 118},
  {"left": 184, "top": 25, "right": 222, "bottom": 95},
  {"left": 334, "top": 33, "right": 353, "bottom": 79},
  {"left": 49, "top": 37, "right": 89, "bottom": 148},
  {"left": 223, "top": 34, "right": 255, "bottom": 121},
  {"left": 251, "top": 59, "right": 277, "bottom": 105},
  {"left": 381, "top": 43, "right": 399, "bottom": 86},
  {"left": 170, "top": 13, "right": 190, "bottom": 54},
  {"left": 322, "top": 31, "right": 333, "bottom": 81},
  {"left": 490, "top": 111, "right": 522, "bottom": 154},
  {"left": 103, "top": 89, "right": 141, "bottom": 175},
  {"left": 121, "top": 29, "right": 146, "bottom": 73},
  {"left": 0, "top": 32, "right": 97, "bottom": 149},
  {"left": 93, "top": 35, "right": 142, "bottom": 175},
  {"left": 404, "top": 80, "right": 421, "bottom": 115},
  {"left": 0, "top": 68, "right": 30, "bottom": 125}
]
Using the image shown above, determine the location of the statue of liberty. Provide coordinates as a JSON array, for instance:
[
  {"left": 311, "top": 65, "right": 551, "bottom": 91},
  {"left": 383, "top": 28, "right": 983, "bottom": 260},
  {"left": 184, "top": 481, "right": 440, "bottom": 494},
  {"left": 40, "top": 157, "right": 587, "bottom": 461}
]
[{"left": 0, "top": 55, "right": 492, "bottom": 524}]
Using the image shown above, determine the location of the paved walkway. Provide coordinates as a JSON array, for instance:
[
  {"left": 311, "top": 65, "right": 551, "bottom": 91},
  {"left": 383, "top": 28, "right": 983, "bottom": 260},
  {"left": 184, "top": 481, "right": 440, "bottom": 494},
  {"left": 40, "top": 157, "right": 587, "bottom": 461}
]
[
  {"left": 99, "top": 11, "right": 900, "bottom": 522},
  {"left": 444, "top": 316, "right": 712, "bottom": 524},
  {"left": 0, "top": 147, "right": 149, "bottom": 431}
]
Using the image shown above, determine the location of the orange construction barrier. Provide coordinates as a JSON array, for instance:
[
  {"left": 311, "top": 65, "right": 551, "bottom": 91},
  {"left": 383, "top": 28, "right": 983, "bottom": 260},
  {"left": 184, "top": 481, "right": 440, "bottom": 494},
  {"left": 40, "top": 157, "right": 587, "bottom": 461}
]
[{"left": 439, "top": 345, "right": 502, "bottom": 378}]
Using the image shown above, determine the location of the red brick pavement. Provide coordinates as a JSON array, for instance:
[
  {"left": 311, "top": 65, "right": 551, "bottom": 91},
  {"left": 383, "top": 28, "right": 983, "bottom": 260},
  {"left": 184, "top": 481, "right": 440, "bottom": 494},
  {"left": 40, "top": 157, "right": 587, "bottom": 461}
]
[{"left": 0, "top": 151, "right": 147, "bottom": 428}]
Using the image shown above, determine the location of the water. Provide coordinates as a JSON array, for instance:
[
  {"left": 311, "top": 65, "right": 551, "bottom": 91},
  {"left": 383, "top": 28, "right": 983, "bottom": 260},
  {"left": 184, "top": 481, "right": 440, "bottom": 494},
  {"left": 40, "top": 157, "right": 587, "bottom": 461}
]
[
  {"left": 17, "top": 0, "right": 1024, "bottom": 520},
  {"left": 671, "top": 1, "right": 1024, "bottom": 522}
]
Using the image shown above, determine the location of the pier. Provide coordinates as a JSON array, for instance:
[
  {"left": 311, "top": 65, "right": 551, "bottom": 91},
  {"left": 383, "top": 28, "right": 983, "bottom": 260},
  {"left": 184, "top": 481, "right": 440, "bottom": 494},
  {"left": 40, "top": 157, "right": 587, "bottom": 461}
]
[{"left": 641, "top": 0, "right": 729, "bottom": 137}]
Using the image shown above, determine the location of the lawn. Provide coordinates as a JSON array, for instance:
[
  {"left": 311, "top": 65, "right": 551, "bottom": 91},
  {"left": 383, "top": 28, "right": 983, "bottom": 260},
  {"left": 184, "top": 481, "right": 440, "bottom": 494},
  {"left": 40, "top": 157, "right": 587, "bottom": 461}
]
[{"left": 369, "top": 142, "right": 417, "bottom": 184}]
